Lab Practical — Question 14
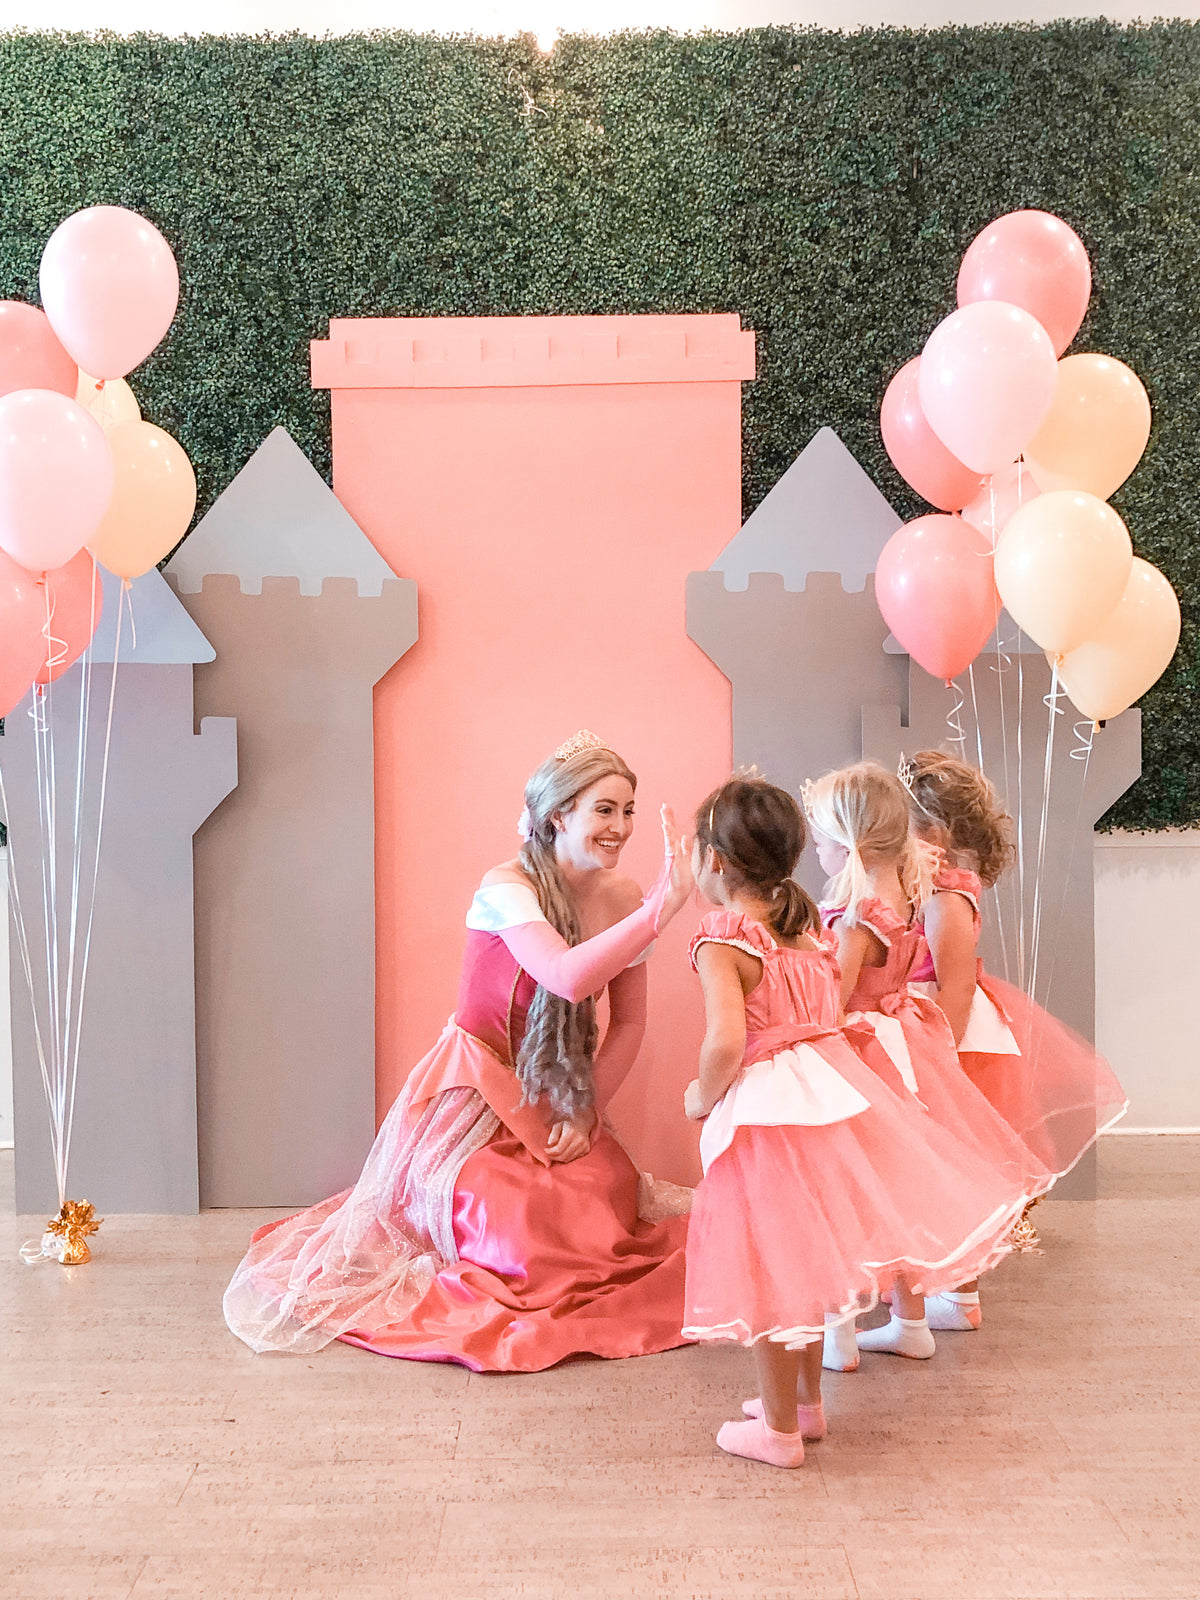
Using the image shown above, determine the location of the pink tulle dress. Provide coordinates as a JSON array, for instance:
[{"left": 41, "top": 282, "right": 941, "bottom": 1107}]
[
  {"left": 682, "top": 911, "right": 1029, "bottom": 1348},
  {"left": 830, "top": 897, "right": 1053, "bottom": 1202},
  {"left": 223, "top": 881, "right": 690, "bottom": 1372},
  {"left": 910, "top": 866, "right": 1128, "bottom": 1179}
]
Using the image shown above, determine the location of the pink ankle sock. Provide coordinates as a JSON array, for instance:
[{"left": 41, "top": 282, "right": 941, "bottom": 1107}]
[
  {"left": 740, "top": 1398, "right": 827, "bottom": 1440},
  {"left": 716, "top": 1416, "right": 806, "bottom": 1468}
]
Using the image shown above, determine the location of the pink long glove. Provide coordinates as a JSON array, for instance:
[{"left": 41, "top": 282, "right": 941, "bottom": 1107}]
[{"left": 498, "top": 854, "right": 672, "bottom": 1004}]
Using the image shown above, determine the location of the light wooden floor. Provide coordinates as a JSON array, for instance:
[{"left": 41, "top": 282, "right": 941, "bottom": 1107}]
[{"left": 2, "top": 1139, "right": 1198, "bottom": 1600}]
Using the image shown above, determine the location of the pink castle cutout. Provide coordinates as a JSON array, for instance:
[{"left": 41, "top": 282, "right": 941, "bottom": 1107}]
[{"left": 312, "top": 313, "right": 756, "bottom": 1182}]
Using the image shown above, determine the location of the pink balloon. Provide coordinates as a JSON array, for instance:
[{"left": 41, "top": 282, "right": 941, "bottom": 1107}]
[
  {"left": 880, "top": 358, "right": 984, "bottom": 511},
  {"left": 39, "top": 206, "right": 179, "bottom": 380},
  {"left": 875, "top": 513, "right": 1001, "bottom": 683},
  {"left": 0, "top": 390, "right": 114, "bottom": 573},
  {"left": 961, "top": 460, "right": 1042, "bottom": 545},
  {"left": 958, "top": 209, "right": 1091, "bottom": 357},
  {"left": 918, "top": 302, "right": 1058, "bottom": 476},
  {"left": 0, "top": 547, "right": 53, "bottom": 716},
  {"left": 35, "top": 551, "right": 103, "bottom": 686},
  {"left": 0, "top": 303, "right": 77, "bottom": 400}
]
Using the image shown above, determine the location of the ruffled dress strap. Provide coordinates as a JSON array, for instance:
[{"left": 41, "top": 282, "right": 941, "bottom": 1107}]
[
  {"left": 688, "top": 910, "right": 776, "bottom": 971},
  {"left": 933, "top": 866, "right": 983, "bottom": 915},
  {"left": 852, "top": 895, "right": 911, "bottom": 946}
]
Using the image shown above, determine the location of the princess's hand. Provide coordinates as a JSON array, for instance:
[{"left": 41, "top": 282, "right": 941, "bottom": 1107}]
[
  {"left": 683, "top": 1078, "right": 709, "bottom": 1121},
  {"left": 545, "top": 1105, "right": 597, "bottom": 1164}
]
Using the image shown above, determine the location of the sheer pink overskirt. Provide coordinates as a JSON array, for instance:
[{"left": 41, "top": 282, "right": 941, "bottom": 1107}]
[
  {"left": 223, "top": 1072, "right": 499, "bottom": 1356},
  {"left": 855, "top": 992, "right": 1054, "bottom": 1203},
  {"left": 962, "top": 974, "right": 1129, "bottom": 1179},
  {"left": 683, "top": 1035, "right": 1028, "bottom": 1348}
]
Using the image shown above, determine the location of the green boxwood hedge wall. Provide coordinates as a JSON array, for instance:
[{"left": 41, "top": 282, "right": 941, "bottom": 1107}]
[{"left": 0, "top": 21, "right": 1195, "bottom": 828}]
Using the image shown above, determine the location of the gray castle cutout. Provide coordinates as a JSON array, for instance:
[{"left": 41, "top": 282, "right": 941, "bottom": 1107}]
[
  {"left": 165, "top": 428, "right": 418, "bottom": 1209},
  {"left": 8, "top": 565, "right": 236, "bottom": 1215}
]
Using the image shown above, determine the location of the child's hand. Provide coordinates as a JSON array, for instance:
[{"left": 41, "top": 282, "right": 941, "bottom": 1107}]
[
  {"left": 683, "top": 1079, "right": 709, "bottom": 1120},
  {"left": 657, "top": 804, "right": 694, "bottom": 925}
]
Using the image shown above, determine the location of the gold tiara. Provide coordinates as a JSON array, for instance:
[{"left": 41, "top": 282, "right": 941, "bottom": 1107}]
[{"left": 554, "top": 729, "right": 610, "bottom": 762}]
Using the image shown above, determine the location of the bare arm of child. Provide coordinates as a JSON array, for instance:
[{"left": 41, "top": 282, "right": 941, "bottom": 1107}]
[
  {"left": 684, "top": 941, "right": 755, "bottom": 1119},
  {"left": 923, "top": 891, "right": 978, "bottom": 1048},
  {"left": 834, "top": 921, "right": 871, "bottom": 1009}
]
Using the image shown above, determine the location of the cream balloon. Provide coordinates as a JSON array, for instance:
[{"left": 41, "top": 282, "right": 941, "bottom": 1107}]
[
  {"left": 994, "top": 489, "right": 1132, "bottom": 655},
  {"left": 75, "top": 369, "right": 141, "bottom": 434},
  {"left": 1025, "top": 353, "right": 1151, "bottom": 500},
  {"left": 86, "top": 420, "right": 196, "bottom": 579},
  {"left": 1057, "top": 557, "right": 1181, "bottom": 722}
]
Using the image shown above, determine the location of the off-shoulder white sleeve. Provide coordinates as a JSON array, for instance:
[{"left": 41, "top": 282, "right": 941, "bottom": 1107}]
[{"left": 465, "top": 882, "right": 548, "bottom": 932}]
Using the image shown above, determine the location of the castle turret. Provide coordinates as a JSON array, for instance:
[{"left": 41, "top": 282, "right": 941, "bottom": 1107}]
[
  {"left": 166, "top": 428, "right": 417, "bottom": 1207},
  {"left": 9, "top": 566, "right": 235, "bottom": 1214}
]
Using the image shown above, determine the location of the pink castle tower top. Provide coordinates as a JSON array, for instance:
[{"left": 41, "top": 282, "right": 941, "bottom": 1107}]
[{"left": 312, "top": 312, "right": 755, "bottom": 1181}]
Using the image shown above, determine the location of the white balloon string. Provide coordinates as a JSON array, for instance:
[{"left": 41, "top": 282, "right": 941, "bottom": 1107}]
[
  {"left": 126, "top": 580, "right": 137, "bottom": 652},
  {"left": 63, "top": 579, "right": 125, "bottom": 1175},
  {"left": 0, "top": 755, "right": 55, "bottom": 1196},
  {"left": 32, "top": 681, "right": 65, "bottom": 1204},
  {"left": 968, "top": 660, "right": 1010, "bottom": 984},
  {"left": 1028, "top": 663, "right": 1064, "bottom": 1011},
  {"left": 1039, "top": 723, "right": 1094, "bottom": 1039},
  {"left": 59, "top": 564, "right": 98, "bottom": 1149},
  {"left": 945, "top": 677, "right": 968, "bottom": 754},
  {"left": 1015, "top": 648, "right": 1026, "bottom": 994}
]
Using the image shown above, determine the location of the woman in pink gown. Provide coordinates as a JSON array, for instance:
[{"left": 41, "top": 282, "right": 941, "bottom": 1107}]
[{"left": 223, "top": 732, "right": 693, "bottom": 1372}]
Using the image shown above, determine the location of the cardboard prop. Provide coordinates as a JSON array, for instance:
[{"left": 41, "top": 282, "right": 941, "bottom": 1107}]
[
  {"left": 312, "top": 313, "right": 755, "bottom": 1185},
  {"left": 9, "top": 566, "right": 235, "bottom": 1214},
  {"left": 166, "top": 429, "right": 417, "bottom": 1207}
]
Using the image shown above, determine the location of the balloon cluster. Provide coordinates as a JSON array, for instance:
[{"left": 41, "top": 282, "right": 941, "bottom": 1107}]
[
  {"left": 876, "top": 208, "right": 1181, "bottom": 723},
  {"left": 0, "top": 206, "right": 193, "bottom": 718}
]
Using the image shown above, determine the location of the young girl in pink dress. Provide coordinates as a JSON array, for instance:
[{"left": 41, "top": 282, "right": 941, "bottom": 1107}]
[
  {"left": 902, "top": 750, "right": 1128, "bottom": 1330},
  {"left": 682, "top": 776, "right": 1027, "bottom": 1469},
  {"left": 804, "top": 762, "right": 1052, "bottom": 1366},
  {"left": 224, "top": 732, "right": 695, "bottom": 1371}
]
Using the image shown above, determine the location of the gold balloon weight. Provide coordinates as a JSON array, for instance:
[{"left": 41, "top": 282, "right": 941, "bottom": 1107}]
[{"left": 20, "top": 1200, "right": 103, "bottom": 1266}]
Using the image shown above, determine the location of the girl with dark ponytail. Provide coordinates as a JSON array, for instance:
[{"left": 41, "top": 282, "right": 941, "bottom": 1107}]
[{"left": 681, "top": 775, "right": 1029, "bottom": 1470}]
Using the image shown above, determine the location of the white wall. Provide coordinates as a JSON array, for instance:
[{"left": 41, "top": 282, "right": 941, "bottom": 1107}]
[
  {"left": 1094, "top": 830, "right": 1200, "bottom": 1132},
  {"left": 0, "top": 0, "right": 1194, "bottom": 39}
]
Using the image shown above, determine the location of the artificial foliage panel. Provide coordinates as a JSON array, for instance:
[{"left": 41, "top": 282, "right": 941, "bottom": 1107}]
[{"left": 0, "top": 21, "right": 1194, "bottom": 828}]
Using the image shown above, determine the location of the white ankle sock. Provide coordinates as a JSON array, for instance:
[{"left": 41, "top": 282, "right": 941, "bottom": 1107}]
[
  {"left": 822, "top": 1315, "right": 859, "bottom": 1372},
  {"left": 856, "top": 1313, "right": 936, "bottom": 1359},
  {"left": 925, "top": 1291, "right": 982, "bottom": 1332}
]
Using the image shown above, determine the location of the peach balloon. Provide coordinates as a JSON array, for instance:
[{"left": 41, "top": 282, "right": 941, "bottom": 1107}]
[
  {"left": 1025, "top": 353, "right": 1151, "bottom": 500},
  {"left": 1057, "top": 557, "right": 1181, "bottom": 722},
  {"left": 958, "top": 209, "right": 1091, "bottom": 357},
  {"left": 880, "top": 357, "right": 983, "bottom": 510},
  {"left": 994, "top": 490, "right": 1132, "bottom": 656},
  {"left": 40, "top": 205, "right": 179, "bottom": 380},
  {"left": 961, "top": 459, "right": 1041, "bottom": 546},
  {"left": 918, "top": 301, "right": 1058, "bottom": 476},
  {"left": 88, "top": 420, "right": 197, "bottom": 579},
  {"left": 75, "top": 369, "right": 141, "bottom": 434}
]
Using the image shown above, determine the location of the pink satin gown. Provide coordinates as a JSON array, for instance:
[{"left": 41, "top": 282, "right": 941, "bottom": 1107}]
[{"left": 223, "top": 902, "right": 690, "bottom": 1372}]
